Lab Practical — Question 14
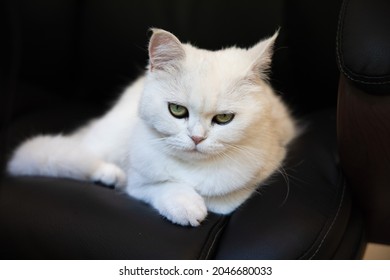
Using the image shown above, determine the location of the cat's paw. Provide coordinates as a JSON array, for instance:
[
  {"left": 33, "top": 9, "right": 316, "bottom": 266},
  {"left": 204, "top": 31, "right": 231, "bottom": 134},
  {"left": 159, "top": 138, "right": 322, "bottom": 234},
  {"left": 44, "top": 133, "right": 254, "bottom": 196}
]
[
  {"left": 157, "top": 188, "right": 208, "bottom": 227},
  {"left": 91, "top": 162, "right": 126, "bottom": 189}
]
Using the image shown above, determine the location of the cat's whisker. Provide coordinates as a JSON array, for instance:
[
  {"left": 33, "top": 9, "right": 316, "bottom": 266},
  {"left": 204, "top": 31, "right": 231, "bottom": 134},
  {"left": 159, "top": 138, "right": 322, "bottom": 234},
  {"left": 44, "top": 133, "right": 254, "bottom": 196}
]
[
  {"left": 148, "top": 136, "right": 169, "bottom": 143},
  {"left": 224, "top": 143, "right": 264, "bottom": 161},
  {"left": 277, "top": 166, "right": 291, "bottom": 207}
]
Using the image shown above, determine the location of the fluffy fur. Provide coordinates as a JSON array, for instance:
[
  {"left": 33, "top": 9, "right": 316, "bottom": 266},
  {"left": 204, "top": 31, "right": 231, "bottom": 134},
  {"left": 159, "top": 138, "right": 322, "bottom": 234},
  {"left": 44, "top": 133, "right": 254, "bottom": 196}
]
[{"left": 7, "top": 29, "right": 296, "bottom": 226}]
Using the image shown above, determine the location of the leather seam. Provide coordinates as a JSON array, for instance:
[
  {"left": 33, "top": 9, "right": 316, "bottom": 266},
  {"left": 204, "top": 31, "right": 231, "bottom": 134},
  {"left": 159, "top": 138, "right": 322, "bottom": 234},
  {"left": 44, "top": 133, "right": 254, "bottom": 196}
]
[
  {"left": 336, "top": 0, "right": 390, "bottom": 85},
  {"left": 308, "top": 180, "right": 346, "bottom": 259},
  {"left": 198, "top": 216, "right": 229, "bottom": 260},
  {"left": 204, "top": 224, "right": 225, "bottom": 259}
]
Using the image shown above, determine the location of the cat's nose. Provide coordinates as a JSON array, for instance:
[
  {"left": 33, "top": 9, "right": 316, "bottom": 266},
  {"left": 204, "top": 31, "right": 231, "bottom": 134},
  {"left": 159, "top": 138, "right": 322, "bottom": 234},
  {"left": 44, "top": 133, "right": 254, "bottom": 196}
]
[{"left": 191, "top": 136, "right": 205, "bottom": 145}]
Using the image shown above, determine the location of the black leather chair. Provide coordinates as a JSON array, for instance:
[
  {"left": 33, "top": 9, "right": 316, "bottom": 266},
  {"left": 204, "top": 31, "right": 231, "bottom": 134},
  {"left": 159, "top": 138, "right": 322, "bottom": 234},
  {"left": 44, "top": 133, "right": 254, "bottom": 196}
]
[{"left": 0, "top": 0, "right": 388, "bottom": 259}]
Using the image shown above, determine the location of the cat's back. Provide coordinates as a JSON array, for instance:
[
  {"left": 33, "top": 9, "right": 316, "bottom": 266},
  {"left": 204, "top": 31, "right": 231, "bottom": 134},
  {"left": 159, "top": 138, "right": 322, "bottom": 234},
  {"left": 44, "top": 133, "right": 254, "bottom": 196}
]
[{"left": 74, "top": 76, "right": 145, "bottom": 165}]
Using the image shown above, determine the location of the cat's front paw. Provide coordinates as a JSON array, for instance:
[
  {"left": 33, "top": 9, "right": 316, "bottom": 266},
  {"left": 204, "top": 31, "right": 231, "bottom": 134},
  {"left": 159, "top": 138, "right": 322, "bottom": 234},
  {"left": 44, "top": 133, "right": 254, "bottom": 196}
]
[
  {"left": 157, "top": 188, "right": 208, "bottom": 227},
  {"left": 91, "top": 162, "right": 126, "bottom": 189}
]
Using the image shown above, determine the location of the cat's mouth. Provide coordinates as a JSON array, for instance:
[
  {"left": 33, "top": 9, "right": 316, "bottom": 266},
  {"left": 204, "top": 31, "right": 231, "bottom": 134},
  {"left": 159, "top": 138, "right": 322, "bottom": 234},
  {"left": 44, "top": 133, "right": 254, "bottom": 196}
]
[
  {"left": 164, "top": 138, "right": 218, "bottom": 159},
  {"left": 178, "top": 142, "right": 223, "bottom": 157},
  {"left": 187, "top": 146, "right": 202, "bottom": 153},
  {"left": 177, "top": 146, "right": 210, "bottom": 160}
]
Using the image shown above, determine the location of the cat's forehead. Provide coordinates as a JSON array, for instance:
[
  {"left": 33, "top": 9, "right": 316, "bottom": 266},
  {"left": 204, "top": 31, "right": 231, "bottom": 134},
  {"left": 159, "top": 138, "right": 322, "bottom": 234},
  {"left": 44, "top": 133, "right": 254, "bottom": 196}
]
[
  {"left": 178, "top": 48, "right": 249, "bottom": 111},
  {"left": 184, "top": 46, "right": 251, "bottom": 78}
]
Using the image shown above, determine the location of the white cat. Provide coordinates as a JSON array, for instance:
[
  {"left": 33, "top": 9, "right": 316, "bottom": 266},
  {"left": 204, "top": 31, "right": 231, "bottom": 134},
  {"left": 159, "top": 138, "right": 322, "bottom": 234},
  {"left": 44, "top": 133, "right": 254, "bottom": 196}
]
[{"left": 7, "top": 29, "right": 296, "bottom": 226}]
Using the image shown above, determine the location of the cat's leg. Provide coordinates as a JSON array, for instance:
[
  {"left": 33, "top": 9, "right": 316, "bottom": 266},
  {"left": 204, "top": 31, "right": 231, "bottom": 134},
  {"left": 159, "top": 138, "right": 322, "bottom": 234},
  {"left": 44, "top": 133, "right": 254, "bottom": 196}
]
[
  {"left": 127, "top": 172, "right": 207, "bottom": 226},
  {"left": 90, "top": 161, "right": 126, "bottom": 188},
  {"left": 7, "top": 135, "right": 126, "bottom": 188}
]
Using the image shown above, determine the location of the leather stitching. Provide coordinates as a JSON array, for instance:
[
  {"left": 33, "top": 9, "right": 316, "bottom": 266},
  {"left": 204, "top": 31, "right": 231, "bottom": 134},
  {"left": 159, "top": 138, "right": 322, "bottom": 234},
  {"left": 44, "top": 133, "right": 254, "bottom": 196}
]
[
  {"left": 198, "top": 216, "right": 229, "bottom": 259},
  {"left": 308, "top": 180, "right": 346, "bottom": 259},
  {"left": 204, "top": 224, "right": 226, "bottom": 259}
]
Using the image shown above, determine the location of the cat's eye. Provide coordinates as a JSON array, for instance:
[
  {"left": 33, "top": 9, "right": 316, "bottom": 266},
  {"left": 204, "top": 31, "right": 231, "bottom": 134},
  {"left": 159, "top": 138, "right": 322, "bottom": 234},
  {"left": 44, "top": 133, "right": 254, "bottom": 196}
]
[
  {"left": 168, "top": 103, "right": 189, "bottom": 119},
  {"left": 212, "top": 113, "right": 235, "bottom": 125}
]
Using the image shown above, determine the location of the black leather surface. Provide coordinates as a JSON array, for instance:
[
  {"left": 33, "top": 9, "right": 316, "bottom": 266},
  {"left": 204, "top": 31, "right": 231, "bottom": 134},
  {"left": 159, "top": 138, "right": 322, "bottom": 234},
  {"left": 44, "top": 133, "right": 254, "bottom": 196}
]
[
  {"left": 337, "top": 0, "right": 390, "bottom": 94},
  {"left": 0, "top": 176, "right": 228, "bottom": 259}
]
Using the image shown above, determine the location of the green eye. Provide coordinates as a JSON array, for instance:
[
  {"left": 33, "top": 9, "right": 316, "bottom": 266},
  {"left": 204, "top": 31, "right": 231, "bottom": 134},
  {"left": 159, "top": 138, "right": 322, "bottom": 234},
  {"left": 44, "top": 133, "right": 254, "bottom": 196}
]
[
  {"left": 212, "top": 113, "right": 235, "bottom": 125},
  {"left": 168, "top": 103, "right": 188, "bottom": 119}
]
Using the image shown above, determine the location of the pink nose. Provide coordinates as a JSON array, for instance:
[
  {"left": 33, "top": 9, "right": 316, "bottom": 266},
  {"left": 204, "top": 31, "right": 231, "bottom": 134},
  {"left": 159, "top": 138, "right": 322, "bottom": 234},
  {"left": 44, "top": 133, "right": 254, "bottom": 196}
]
[{"left": 191, "top": 136, "right": 205, "bottom": 145}]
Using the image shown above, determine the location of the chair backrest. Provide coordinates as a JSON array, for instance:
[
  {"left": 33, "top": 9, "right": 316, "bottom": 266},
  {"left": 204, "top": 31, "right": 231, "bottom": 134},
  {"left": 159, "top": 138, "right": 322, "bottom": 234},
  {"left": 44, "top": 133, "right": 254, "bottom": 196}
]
[{"left": 1, "top": 0, "right": 343, "bottom": 169}]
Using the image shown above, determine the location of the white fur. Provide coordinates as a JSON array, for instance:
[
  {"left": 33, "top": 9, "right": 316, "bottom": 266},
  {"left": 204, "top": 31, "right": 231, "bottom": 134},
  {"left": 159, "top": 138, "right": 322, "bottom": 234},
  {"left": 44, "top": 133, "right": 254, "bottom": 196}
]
[{"left": 7, "top": 29, "right": 296, "bottom": 226}]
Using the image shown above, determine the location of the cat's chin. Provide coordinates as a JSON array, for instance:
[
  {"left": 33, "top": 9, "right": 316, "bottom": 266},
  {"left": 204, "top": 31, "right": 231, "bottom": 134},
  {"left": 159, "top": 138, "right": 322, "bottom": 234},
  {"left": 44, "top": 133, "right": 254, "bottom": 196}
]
[{"left": 169, "top": 147, "right": 214, "bottom": 162}]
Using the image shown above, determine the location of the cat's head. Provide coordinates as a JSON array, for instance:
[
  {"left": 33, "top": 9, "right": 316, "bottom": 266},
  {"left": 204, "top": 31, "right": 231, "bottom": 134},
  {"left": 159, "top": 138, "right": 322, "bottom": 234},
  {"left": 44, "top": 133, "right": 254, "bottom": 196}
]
[{"left": 139, "top": 28, "right": 286, "bottom": 162}]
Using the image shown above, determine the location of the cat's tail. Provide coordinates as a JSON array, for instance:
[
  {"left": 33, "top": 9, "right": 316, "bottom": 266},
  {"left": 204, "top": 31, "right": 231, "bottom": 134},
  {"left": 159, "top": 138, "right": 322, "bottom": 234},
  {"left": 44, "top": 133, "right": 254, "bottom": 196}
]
[
  {"left": 7, "top": 134, "right": 99, "bottom": 179},
  {"left": 7, "top": 134, "right": 126, "bottom": 188}
]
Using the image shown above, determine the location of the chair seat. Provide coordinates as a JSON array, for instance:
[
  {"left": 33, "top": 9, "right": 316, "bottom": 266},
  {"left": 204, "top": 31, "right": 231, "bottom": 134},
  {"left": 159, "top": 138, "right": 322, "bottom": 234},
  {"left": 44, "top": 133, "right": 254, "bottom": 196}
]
[{"left": 0, "top": 108, "right": 365, "bottom": 259}]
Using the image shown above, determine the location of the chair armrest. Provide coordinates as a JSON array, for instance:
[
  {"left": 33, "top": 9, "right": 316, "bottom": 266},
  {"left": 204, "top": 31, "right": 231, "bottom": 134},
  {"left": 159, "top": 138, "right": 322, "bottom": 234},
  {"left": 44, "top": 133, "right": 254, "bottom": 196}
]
[
  {"left": 337, "top": 0, "right": 390, "bottom": 244},
  {"left": 336, "top": 0, "right": 390, "bottom": 95}
]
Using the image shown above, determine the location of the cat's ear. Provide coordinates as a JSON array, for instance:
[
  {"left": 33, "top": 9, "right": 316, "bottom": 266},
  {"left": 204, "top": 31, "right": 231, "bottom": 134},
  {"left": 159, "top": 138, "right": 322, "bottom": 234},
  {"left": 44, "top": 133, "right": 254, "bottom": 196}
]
[
  {"left": 247, "top": 30, "right": 279, "bottom": 80},
  {"left": 148, "top": 28, "right": 185, "bottom": 72}
]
